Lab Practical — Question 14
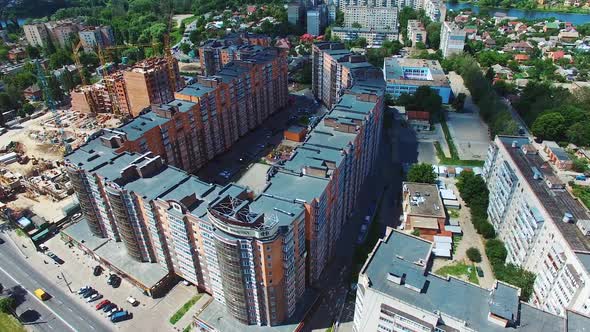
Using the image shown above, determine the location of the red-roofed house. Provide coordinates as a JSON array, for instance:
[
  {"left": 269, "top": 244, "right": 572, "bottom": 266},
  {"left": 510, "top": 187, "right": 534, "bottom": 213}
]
[
  {"left": 514, "top": 53, "right": 530, "bottom": 63},
  {"left": 275, "top": 38, "right": 291, "bottom": 49},
  {"left": 247, "top": 5, "right": 257, "bottom": 15}
]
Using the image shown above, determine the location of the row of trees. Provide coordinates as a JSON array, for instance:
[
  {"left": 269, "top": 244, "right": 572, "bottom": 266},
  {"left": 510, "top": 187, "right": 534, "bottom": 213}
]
[
  {"left": 455, "top": 171, "right": 536, "bottom": 301},
  {"left": 442, "top": 54, "right": 518, "bottom": 136}
]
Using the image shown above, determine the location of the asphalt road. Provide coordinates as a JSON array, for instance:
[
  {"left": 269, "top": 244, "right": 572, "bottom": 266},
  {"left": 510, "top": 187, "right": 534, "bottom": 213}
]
[{"left": 0, "top": 236, "right": 112, "bottom": 332}]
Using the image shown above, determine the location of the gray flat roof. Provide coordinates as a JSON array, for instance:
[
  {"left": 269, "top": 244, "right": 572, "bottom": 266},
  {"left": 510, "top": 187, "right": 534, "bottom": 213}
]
[
  {"left": 63, "top": 220, "right": 168, "bottom": 287},
  {"left": 403, "top": 182, "right": 446, "bottom": 218},
  {"left": 264, "top": 171, "right": 328, "bottom": 204},
  {"left": 498, "top": 136, "right": 590, "bottom": 253},
  {"left": 362, "top": 229, "right": 563, "bottom": 332},
  {"left": 282, "top": 144, "right": 344, "bottom": 174},
  {"left": 62, "top": 218, "right": 109, "bottom": 251},
  {"left": 178, "top": 83, "right": 216, "bottom": 99},
  {"left": 118, "top": 112, "right": 170, "bottom": 141},
  {"left": 195, "top": 290, "right": 319, "bottom": 332},
  {"left": 566, "top": 309, "right": 590, "bottom": 332},
  {"left": 94, "top": 240, "right": 169, "bottom": 287}
]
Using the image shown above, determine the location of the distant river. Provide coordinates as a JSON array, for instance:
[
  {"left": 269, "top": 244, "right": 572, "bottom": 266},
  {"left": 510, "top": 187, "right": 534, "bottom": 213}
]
[{"left": 446, "top": 2, "right": 590, "bottom": 25}]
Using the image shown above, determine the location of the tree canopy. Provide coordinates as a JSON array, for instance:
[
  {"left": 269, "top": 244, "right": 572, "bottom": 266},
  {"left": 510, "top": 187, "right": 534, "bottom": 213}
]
[{"left": 407, "top": 163, "right": 437, "bottom": 184}]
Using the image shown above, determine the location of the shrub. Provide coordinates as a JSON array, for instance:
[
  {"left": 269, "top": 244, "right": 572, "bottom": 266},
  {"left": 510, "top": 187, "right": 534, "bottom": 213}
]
[{"left": 466, "top": 247, "right": 482, "bottom": 263}]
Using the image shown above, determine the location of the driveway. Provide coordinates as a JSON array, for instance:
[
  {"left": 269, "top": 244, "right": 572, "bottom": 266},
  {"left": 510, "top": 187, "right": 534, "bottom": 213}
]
[{"left": 434, "top": 179, "right": 495, "bottom": 289}]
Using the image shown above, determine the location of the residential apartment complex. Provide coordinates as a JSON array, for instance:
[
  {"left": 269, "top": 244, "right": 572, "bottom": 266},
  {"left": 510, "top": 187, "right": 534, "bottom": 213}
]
[
  {"left": 383, "top": 57, "right": 452, "bottom": 103},
  {"left": 440, "top": 21, "right": 467, "bottom": 58},
  {"left": 64, "top": 43, "right": 384, "bottom": 328},
  {"left": 312, "top": 42, "right": 383, "bottom": 108},
  {"left": 483, "top": 136, "right": 590, "bottom": 317},
  {"left": 339, "top": 0, "right": 444, "bottom": 22},
  {"left": 71, "top": 57, "right": 184, "bottom": 117},
  {"left": 23, "top": 23, "right": 50, "bottom": 48},
  {"left": 343, "top": 6, "right": 398, "bottom": 30},
  {"left": 24, "top": 20, "right": 113, "bottom": 49},
  {"left": 407, "top": 20, "right": 428, "bottom": 47},
  {"left": 353, "top": 228, "right": 590, "bottom": 332},
  {"left": 198, "top": 33, "right": 272, "bottom": 76},
  {"left": 307, "top": 5, "right": 329, "bottom": 36},
  {"left": 331, "top": 27, "right": 399, "bottom": 48},
  {"left": 78, "top": 26, "right": 115, "bottom": 51}
]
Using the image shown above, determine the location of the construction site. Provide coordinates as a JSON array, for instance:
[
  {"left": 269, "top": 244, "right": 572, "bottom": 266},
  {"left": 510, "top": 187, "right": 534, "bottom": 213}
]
[{"left": 0, "top": 107, "right": 121, "bottom": 225}]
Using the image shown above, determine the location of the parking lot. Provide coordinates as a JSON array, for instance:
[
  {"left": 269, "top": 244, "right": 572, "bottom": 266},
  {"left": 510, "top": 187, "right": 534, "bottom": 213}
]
[
  {"left": 446, "top": 112, "right": 490, "bottom": 161},
  {"left": 39, "top": 235, "right": 197, "bottom": 331},
  {"left": 197, "top": 91, "right": 325, "bottom": 186}
]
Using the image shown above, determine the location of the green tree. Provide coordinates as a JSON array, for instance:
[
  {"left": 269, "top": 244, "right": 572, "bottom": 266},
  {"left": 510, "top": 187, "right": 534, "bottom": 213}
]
[
  {"left": 466, "top": 247, "right": 482, "bottom": 263},
  {"left": 456, "top": 171, "right": 488, "bottom": 206},
  {"left": 25, "top": 45, "right": 40, "bottom": 59},
  {"left": 411, "top": 229, "right": 421, "bottom": 236},
  {"left": 485, "top": 239, "right": 507, "bottom": 265},
  {"left": 351, "top": 22, "right": 362, "bottom": 28},
  {"left": 572, "top": 157, "right": 589, "bottom": 173},
  {"left": 335, "top": 9, "right": 344, "bottom": 27},
  {"left": 23, "top": 102, "right": 35, "bottom": 115},
  {"left": 407, "top": 163, "right": 437, "bottom": 184},
  {"left": 567, "top": 122, "right": 590, "bottom": 147},
  {"left": 426, "top": 22, "right": 441, "bottom": 49},
  {"left": 480, "top": 222, "right": 496, "bottom": 239},
  {"left": 179, "top": 43, "right": 191, "bottom": 54},
  {"left": 531, "top": 112, "right": 566, "bottom": 141},
  {"left": 0, "top": 297, "right": 15, "bottom": 314}
]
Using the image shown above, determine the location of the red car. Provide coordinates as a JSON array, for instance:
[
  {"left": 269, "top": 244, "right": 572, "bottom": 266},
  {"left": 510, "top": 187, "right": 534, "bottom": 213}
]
[{"left": 96, "top": 299, "right": 110, "bottom": 310}]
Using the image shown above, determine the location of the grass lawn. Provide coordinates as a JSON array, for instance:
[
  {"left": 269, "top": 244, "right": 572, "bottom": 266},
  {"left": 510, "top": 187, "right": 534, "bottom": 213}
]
[
  {"left": 434, "top": 142, "right": 485, "bottom": 167},
  {"left": 170, "top": 294, "right": 202, "bottom": 325},
  {"left": 572, "top": 184, "right": 590, "bottom": 210},
  {"left": 452, "top": 235, "right": 462, "bottom": 255},
  {"left": 449, "top": 209, "right": 460, "bottom": 219},
  {"left": 15, "top": 229, "right": 25, "bottom": 237},
  {"left": 435, "top": 262, "right": 479, "bottom": 285},
  {"left": 0, "top": 313, "right": 26, "bottom": 332},
  {"left": 183, "top": 324, "right": 192, "bottom": 332}
]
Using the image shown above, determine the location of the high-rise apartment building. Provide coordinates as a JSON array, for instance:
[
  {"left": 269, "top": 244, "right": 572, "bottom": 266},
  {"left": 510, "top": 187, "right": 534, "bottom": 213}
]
[
  {"left": 78, "top": 26, "right": 115, "bottom": 51},
  {"left": 339, "top": 0, "right": 424, "bottom": 11},
  {"left": 353, "top": 228, "right": 590, "bottom": 332},
  {"left": 64, "top": 36, "right": 384, "bottom": 327},
  {"left": 424, "top": 0, "right": 446, "bottom": 22},
  {"left": 312, "top": 42, "right": 383, "bottom": 109},
  {"left": 483, "top": 136, "right": 590, "bottom": 317},
  {"left": 440, "top": 21, "right": 466, "bottom": 58},
  {"left": 70, "top": 57, "right": 184, "bottom": 117},
  {"left": 288, "top": 1, "right": 306, "bottom": 26},
  {"left": 307, "top": 5, "right": 329, "bottom": 36},
  {"left": 23, "top": 23, "right": 50, "bottom": 48},
  {"left": 45, "top": 21, "right": 79, "bottom": 47},
  {"left": 198, "top": 33, "right": 271, "bottom": 76},
  {"left": 407, "top": 19, "right": 428, "bottom": 46},
  {"left": 344, "top": 6, "right": 398, "bottom": 30}
]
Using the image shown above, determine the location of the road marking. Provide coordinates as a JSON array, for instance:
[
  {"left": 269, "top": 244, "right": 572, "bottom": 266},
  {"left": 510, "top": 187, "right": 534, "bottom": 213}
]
[
  {"left": 0, "top": 264, "right": 77, "bottom": 332},
  {"left": 89, "top": 325, "right": 96, "bottom": 330},
  {"left": 67, "top": 307, "right": 73, "bottom": 312},
  {"left": 48, "top": 324, "right": 55, "bottom": 330}
]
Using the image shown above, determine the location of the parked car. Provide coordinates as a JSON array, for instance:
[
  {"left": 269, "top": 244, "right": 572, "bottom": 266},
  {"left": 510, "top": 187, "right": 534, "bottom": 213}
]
[
  {"left": 103, "top": 303, "right": 116, "bottom": 313},
  {"left": 87, "top": 293, "right": 103, "bottom": 303},
  {"left": 83, "top": 289, "right": 97, "bottom": 298},
  {"left": 96, "top": 299, "right": 110, "bottom": 310},
  {"left": 126, "top": 296, "right": 139, "bottom": 306},
  {"left": 111, "top": 276, "right": 121, "bottom": 288},
  {"left": 80, "top": 288, "right": 94, "bottom": 297},
  {"left": 46, "top": 251, "right": 64, "bottom": 264},
  {"left": 93, "top": 265, "right": 102, "bottom": 276},
  {"left": 107, "top": 307, "right": 119, "bottom": 317},
  {"left": 476, "top": 266, "right": 484, "bottom": 277},
  {"left": 77, "top": 286, "right": 90, "bottom": 295},
  {"left": 111, "top": 310, "right": 131, "bottom": 323}
]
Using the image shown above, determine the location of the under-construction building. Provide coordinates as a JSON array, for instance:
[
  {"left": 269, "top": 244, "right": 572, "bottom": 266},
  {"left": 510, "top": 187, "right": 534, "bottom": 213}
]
[{"left": 70, "top": 57, "right": 184, "bottom": 117}]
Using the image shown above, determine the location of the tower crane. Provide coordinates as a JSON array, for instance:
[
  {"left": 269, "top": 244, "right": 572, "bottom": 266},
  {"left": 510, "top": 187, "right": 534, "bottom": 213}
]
[{"left": 35, "top": 60, "right": 72, "bottom": 154}]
